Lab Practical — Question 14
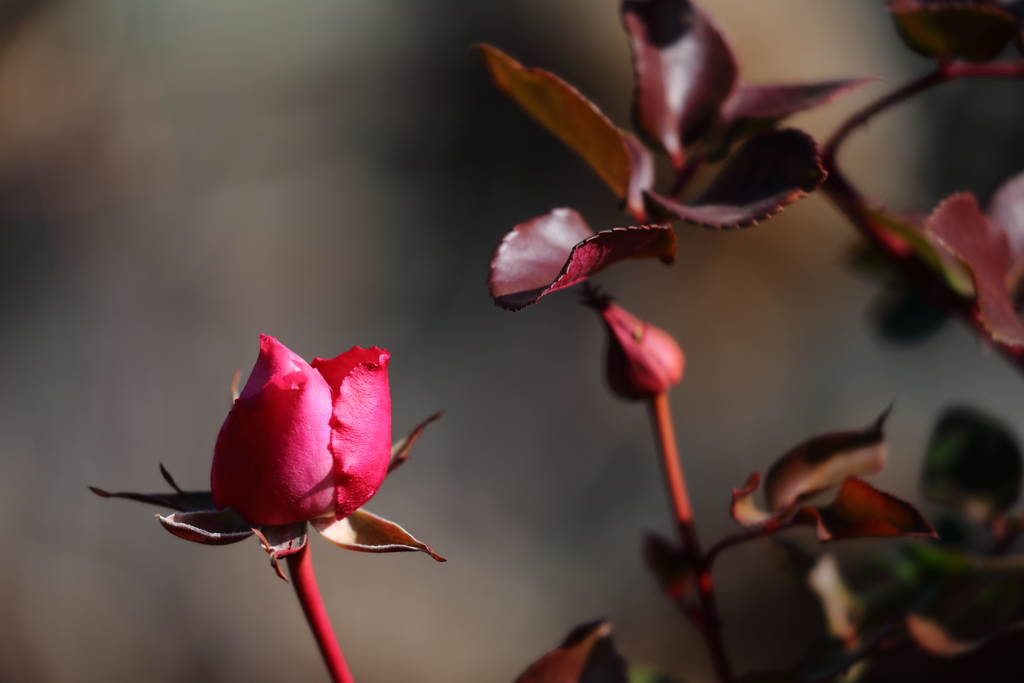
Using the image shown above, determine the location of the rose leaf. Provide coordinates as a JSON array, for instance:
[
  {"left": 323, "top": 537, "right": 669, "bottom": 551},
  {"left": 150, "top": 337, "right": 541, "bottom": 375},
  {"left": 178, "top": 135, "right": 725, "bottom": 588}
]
[
  {"left": 764, "top": 407, "right": 890, "bottom": 513},
  {"left": 730, "top": 472, "right": 775, "bottom": 528},
  {"left": 923, "top": 407, "right": 1022, "bottom": 522},
  {"left": 388, "top": 410, "right": 444, "bottom": 474},
  {"left": 643, "top": 533, "right": 693, "bottom": 600},
  {"left": 514, "top": 619, "right": 629, "bottom": 683},
  {"left": 645, "top": 128, "right": 825, "bottom": 228},
  {"left": 89, "top": 465, "right": 216, "bottom": 513},
  {"left": 489, "top": 208, "right": 676, "bottom": 311},
  {"left": 254, "top": 522, "right": 308, "bottom": 581},
  {"left": 621, "top": 0, "right": 739, "bottom": 168},
  {"left": 887, "top": 0, "right": 1017, "bottom": 63},
  {"left": 925, "top": 193, "right": 1024, "bottom": 348},
  {"left": 796, "top": 478, "right": 937, "bottom": 542},
  {"left": 722, "top": 77, "right": 879, "bottom": 127}
]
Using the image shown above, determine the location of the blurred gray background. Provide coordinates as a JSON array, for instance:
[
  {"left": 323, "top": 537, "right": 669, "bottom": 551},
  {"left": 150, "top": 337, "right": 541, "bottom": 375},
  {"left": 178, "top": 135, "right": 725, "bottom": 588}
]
[{"left": 2, "top": 0, "right": 1023, "bottom": 681}]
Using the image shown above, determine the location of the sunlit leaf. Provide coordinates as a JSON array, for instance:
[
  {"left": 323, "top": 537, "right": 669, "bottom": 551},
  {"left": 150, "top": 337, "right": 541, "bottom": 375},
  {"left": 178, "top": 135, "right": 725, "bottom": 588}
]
[
  {"left": 476, "top": 45, "right": 646, "bottom": 216},
  {"left": 797, "top": 478, "right": 937, "bottom": 542},
  {"left": 621, "top": 0, "right": 738, "bottom": 169},
  {"left": 514, "top": 620, "right": 628, "bottom": 683},
  {"left": 489, "top": 208, "right": 676, "bottom": 311},
  {"left": 807, "top": 554, "right": 863, "bottom": 647},
  {"left": 722, "top": 78, "right": 878, "bottom": 128},
  {"left": 887, "top": 0, "right": 1017, "bottom": 62},
  {"left": 925, "top": 193, "right": 1024, "bottom": 348},
  {"left": 157, "top": 509, "right": 254, "bottom": 546},
  {"left": 907, "top": 614, "right": 978, "bottom": 656},
  {"left": 923, "top": 407, "right": 1022, "bottom": 523},
  {"left": 643, "top": 533, "right": 692, "bottom": 600},
  {"left": 312, "top": 509, "right": 446, "bottom": 561},
  {"left": 254, "top": 522, "right": 308, "bottom": 581},
  {"left": 388, "top": 410, "right": 444, "bottom": 474},
  {"left": 645, "top": 129, "right": 825, "bottom": 228},
  {"left": 764, "top": 408, "right": 890, "bottom": 513}
]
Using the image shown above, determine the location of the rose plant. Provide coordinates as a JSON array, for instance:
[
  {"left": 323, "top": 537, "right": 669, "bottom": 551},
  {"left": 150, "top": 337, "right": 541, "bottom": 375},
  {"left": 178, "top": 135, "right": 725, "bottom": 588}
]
[{"left": 92, "top": 334, "right": 444, "bottom": 683}]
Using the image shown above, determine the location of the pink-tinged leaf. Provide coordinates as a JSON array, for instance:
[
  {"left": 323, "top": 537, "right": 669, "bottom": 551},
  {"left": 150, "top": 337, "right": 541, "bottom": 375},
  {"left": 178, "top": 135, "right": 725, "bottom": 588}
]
[
  {"left": 157, "top": 509, "right": 254, "bottom": 546},
  {"left": 645, "top": 129, "right": 825, "bottom": 228},
  {"left": 254, "top": 522, "right": 308, "bottom": 581},
  {"left": 622, "top": 0, "right": 739, "bottom": 169},
  {"left": 89, "top": 465, "right": 215, "bottom": 513},
  {"left": 643, "top": 534, "right": 693, "bottom": 600},
  {"left": 925, "top": 193, "right": 1024, "bottom": 348},
  {"left": 624, "top": 132, "right": 655, "bottom": 221},
  {"left": 476, "top": 45, "right": 638, "bottom": 211},
  {"left": 764, "top": 408, "right": 890, "bottom": 513},
  {"left": 722, "top": 78, "right": 879, "bottom": 125},
  {"left": 311, "top": 508, "right": 445, "bottom": 562},
  {"left": 887, "top": 1, "right": 1017, "bottom": 62},
  {"left": 730, "top": 472, "right": 774, "bottom": 528},
  {"left": 514, "top": 620, "right": 628, "bottom": 683},
  {"left": 489, "top": 208, "right": 676, "bottom": 311},
  {"left": 987, "top": 171, "right": 1024, "bottom": 265},
  {"left": 796, "top": 478, "right": 937, "bottom": 542},
  {"left": 388, "top": 410, "right": 444, "bottom": 475}
]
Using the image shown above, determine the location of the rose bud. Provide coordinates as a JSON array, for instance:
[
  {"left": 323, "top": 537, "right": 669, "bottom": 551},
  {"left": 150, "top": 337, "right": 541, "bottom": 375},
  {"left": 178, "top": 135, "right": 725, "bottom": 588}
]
[
  {"left": 585, "top": 290, "right": 684, "bottom": 400},
  {"left": 211, "top": 334, "right": 391, "bottom": 527}
]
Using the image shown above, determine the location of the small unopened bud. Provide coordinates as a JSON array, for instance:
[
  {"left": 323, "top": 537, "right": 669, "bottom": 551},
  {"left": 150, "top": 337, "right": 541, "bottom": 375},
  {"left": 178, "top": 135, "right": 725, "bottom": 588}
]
[{"left": 584, "top": 290, "right": 684, "bottom": 400}]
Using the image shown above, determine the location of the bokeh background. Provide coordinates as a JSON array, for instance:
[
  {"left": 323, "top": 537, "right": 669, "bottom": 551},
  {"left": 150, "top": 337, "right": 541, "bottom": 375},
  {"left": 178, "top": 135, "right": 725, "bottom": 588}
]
[{"left": 2, "top": 0, "right": 1024, "bottom": 681}]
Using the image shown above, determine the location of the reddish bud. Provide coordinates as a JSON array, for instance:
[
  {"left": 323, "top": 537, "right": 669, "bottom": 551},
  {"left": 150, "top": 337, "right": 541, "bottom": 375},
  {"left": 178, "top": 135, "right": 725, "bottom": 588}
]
[
  {"left": 586, "top": 293, "right": 684, "bottom": 400},
  {"left": 211, "top": 335, "right": 391, "bottom": 527}
]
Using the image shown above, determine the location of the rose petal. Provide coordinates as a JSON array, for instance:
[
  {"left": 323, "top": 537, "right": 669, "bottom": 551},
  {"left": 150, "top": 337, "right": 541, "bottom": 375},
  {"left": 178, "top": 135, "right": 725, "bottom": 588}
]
[
  {"left": 311, "top": 508, "right": 445, "bottom": 561},
  {"left": 489, "top": 208, "right": 676, "bottom": 311},
  {"left": 764, "top": 407, "right": 890, "bottom": 513},
  {"left": 310, "top": 347, "right": 392, "bottom": 521},
  {"left": 621, "top": 0, "right": 738, "bottom": 168},
  {"left": 645, "top": 128, "right": 825, "bottom": 228},
  {"left": 212, "top": 335, "right": 336, "bottom": 526},
  {"left": 157, "top": 509, "right": 254, "bottom": 546}
]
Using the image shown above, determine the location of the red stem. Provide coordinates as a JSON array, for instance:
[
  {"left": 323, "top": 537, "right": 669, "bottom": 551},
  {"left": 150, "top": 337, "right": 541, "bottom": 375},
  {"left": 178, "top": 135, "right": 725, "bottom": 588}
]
[
  {"left": 821, "top": 59, "right": 1024, "bottom": 374},
  {"left": 286, "top": 543, "right": 356, "bottom": 683},
  {"left": 649, "top": 393, "right": 733, "bottom": 683}
]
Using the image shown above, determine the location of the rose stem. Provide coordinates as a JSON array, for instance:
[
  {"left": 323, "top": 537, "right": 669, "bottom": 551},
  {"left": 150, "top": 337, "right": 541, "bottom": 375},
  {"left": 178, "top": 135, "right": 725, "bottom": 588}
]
[
  {"left": 648, "top": 392, "right": 733, "bottom": 683},
  {"left": 286, "top": 542, "right": 356, "bottom": 683}
]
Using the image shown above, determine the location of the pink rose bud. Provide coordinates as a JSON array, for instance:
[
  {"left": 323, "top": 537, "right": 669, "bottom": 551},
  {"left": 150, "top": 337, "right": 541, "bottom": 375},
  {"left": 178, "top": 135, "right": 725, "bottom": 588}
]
[
  {"left": 211, "top": 335, "right": 391, "bottom": 527},
  {"left": 587, "top": 295, "right": 684, "bottom": 400}
]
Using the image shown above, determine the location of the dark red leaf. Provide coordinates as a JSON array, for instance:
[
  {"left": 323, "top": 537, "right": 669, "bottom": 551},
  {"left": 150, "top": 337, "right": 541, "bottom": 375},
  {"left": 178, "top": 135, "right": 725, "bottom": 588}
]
[
  {"left": 157, "top": 509, "right": 254, "bottom": 546},
  {"left": 514, "top": 620, "right": 628, "bottom": 683},
  {"left": 388, "top": 410, "right": 444, "bottom": 475},
  {"left": 89, "top": 465, "right": 215, "bottom": 513},
  {"left": 624, "top": 132, "right": 655, "bottom": 221},
  {"left": 722, "top": 78, "right": 878, "bottom": 125},
  {"left": 796, "top": 478, "right": 937, "bottom": 542},
  {"left": 621, "top": 0, "right": 738, "bottom": 169},
  {"left": 925, "top": 193, "right": 1024, "bottom": 348},
  {"left": 764, "top": 407, "right": 890, "bottom": 513},
  {"left": 489, "top": 208, "right": 676, "bottom": 311},
  {"left": 254, "top": 522, "right": 308, "bottom": 581},
  {"left": 987, "top": 171, "right": 1024, "bottom": 265},
  {"left": 645, "top": 128, "right": 825, "bottom": 228},
  {"left": 887, "top": 0, "right": 1017, "bottom": 62},
  {"left": 311, "top": 509, "right": 446, "bottom": 561},
  {"left": 476, "top": 45, "right": 646, "bottom": 217}
]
